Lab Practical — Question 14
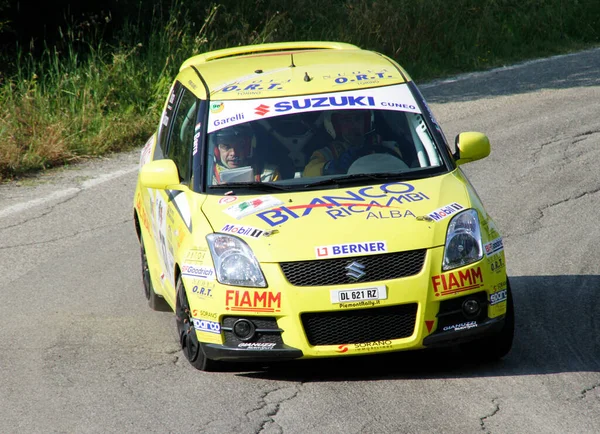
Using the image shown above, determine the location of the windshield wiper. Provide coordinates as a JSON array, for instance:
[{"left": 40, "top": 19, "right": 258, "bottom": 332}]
[
  {"left": 303, "top": 172, "right": 415, "bottom": 188},
  {"left": 208, "top": 182, "right": 293, "bottom": 192}
]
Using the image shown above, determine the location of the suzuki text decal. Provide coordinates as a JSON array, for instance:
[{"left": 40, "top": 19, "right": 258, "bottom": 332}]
[
  {"left": 207, "top": 84, "right": 420, "bottom": 133},
  {"left": 431, "top": 266, "right": 483, "bottom": 297}
]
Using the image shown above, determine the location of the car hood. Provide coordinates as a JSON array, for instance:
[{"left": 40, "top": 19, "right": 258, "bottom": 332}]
[{"left": 202, "top": 171, "right": 472, "bottom": 262}]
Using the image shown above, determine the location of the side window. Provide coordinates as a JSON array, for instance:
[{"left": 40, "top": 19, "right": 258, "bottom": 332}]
[
  {"left": 155, "top": 82, "right": 180, "bottom": 160},
  {"left": 166, "top": 88, "right": 198, "bottom": 184}
]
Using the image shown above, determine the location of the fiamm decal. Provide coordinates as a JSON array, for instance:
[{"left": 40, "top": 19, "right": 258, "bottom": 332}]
[
  {"left": 225, "top": 290, "right": 281, "bottom": 312},
  {"left": 431, "top": 266, "right": 483, "bottom": 297}
]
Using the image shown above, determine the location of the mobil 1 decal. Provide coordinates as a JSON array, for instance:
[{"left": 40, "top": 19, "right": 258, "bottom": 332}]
[{"left": 256, "top": 182, "right": 430, "bottom": 227}]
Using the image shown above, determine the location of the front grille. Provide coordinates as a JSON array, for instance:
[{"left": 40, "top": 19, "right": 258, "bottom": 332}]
[
  {"left": 280, "top": 249, "right": 426, "bottom": 286},
  {"left": 222, "top": 316, "right": 283, "bottom": 345},
  {"left": 301, "top": 304, "right": 417, "bottom": 346}
]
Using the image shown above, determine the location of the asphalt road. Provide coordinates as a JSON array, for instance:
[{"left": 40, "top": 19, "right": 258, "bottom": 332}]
[{"left": 1, "top": 47, "right": 599, "bottom": 434}]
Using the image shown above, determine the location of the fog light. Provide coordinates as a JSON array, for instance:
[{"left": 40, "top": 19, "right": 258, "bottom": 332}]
[
  {"left": 462, "top": 298, "right": 481, "bottom": 318},
  {"left": 233, "top": 319, "right": 256, "bottom": 341}
]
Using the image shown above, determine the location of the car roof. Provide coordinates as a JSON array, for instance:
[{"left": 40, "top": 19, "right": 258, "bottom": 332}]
[{"left": 179, "top": 41, "right": 411, "bottom": 100}]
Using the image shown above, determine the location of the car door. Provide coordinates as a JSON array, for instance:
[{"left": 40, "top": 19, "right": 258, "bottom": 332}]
[{"left": 149, "top": 82, "right": 198, "bottom": 302}]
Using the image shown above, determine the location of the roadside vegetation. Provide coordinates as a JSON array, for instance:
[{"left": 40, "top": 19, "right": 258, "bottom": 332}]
[{"left": 0, "top": 0, "right": 598, "bottom": 181}]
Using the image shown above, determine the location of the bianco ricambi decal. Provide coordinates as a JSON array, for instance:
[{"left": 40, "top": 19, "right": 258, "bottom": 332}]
[{"left": 207, "top": 84, "right": 421, "bottom": 133}]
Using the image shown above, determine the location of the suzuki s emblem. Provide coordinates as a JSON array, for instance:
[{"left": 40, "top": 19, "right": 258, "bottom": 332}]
[{"left": 345, "top": 261, "right": 366, "bottom": 281}]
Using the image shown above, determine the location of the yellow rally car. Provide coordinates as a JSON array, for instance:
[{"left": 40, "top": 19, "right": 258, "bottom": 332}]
[{"left": 133, "top": 41, "right": 513, "bottom": 371}]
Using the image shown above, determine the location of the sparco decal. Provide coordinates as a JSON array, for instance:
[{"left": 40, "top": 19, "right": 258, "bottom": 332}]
[
  {"left": 256, "top": 182, "right": 429, "bottom": 227},
  {"left": 225, "top": 290, "right": 281, "bottom": 312},
  {"left": 431, "top": 267, "right": 483, "bottom": 297},
  {"left": 192, "top": 319, "right": 221, "bottom": 334},
  {"left": 490, "top": 289, "right": 507, "bottom": 305}
]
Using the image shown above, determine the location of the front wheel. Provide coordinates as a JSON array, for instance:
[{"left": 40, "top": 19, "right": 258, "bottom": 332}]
[
  {"left": 140, "top": 239, "right": 171, "bottom": 312},
  {"left": 459, "top": 279, "right": 515, "bottom": 361},
  {"left": 175, "top": 277, "right": 218, "bottom": 372}
]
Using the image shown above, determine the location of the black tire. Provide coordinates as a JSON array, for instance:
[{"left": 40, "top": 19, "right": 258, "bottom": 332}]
[
  {"left": 175, "top": 277, "right": 218, "bottom": 372},
  {"left": 140, "top": 239, "right": 171, "bottom": 312},
  {"left": 459, "top": 279, "right": 515, "bottom": 361}
]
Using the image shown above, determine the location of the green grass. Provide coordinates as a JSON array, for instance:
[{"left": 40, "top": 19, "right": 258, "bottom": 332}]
[{"left": 0, "top": 0, "right": 599, "bottom": 180}]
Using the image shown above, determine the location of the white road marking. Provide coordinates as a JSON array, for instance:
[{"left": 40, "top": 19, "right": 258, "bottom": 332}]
[
  {"left": 420, "top": 46, "right": 600, "bottom": 88},
  {"left": 0, "top": 165, "right": 138, "bottom": 219}
]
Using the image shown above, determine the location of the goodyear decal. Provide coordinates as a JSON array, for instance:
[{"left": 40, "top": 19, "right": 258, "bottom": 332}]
[
  {"left": 431, "top": 266, "right": 483, "bottom": 297},
  {"left": 255, "top": 182, "right": 429, "bottom": 227},
  {"left": 207, "top": 84, "right": 420, "bottom": 133}
]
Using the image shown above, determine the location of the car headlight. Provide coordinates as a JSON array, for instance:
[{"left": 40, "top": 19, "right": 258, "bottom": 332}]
[
  {"left": 442, "top": 209, "right": 483, "bottom": 271},
  {"left": 206, "top": 234, "right": 266, "bottom": 287}
]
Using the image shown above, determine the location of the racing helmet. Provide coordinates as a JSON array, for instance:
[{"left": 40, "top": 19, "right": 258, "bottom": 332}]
[
  {"left": 210, "top": 123, "right": 255, "bottom": 161},
  {"left": 323, "top": 109, "right": 373, "bottom": 140}
]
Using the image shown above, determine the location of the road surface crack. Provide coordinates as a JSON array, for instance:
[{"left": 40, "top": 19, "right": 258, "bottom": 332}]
[
  {"left": 480, "top": 398, "right": 500, "bottom": 433},
  {"left": 0, "top": 218, "right": 132, "bottom": 250},
  {"left": 580, "top": 382, "right": 600, "bottom": 400},
  {"left": 538, "top": 186, "right": 600, "bottom": 219},
  {"left": 240, "top": 385, "right": 302, "bottom": 433}
]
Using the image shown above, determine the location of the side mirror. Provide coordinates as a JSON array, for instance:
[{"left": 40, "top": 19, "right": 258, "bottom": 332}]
[
  {"left": 139, "top": 159, "right": 180, "bottom": 189},
  {"left": 453, "top": 132, "right": 491, "bottom": 165}
]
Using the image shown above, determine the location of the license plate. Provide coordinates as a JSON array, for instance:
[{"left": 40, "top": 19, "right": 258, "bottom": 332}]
[{"left": 330, "top": 286, "right": 387, "bottom": 303}]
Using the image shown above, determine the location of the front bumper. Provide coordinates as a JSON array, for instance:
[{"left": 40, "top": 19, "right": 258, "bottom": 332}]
[
  {"left": 202, "top": 343, "right": 303, "bottom": 362},
  {"left": 422, "top": 315, "right": 505, "bottom": 347}
]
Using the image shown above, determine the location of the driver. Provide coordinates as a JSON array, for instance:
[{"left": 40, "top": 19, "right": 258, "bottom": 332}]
[
  {"left": 303, "top": 110, "right": 401, "bottom": 177},
  {"left": 211, "top": 123, "right": 279, "bottom": 184}
]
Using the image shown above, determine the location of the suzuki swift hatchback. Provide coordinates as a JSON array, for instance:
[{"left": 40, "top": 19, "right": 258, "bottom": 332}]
[{"left": 133, "top": 41, "right": 513, "bottom": 371}]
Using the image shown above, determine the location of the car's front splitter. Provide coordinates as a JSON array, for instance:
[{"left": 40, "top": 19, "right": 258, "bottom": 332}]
[
  {"left": 422, "top": 316, "right": 505, "bottom": 348},
  {"left": 201, "top": 343, "right": 303, "bottom": 362}
]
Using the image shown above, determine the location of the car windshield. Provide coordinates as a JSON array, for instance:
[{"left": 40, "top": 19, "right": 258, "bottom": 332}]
[{"left": 205, "top": 84, "right": 447, "bottom": 191}]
